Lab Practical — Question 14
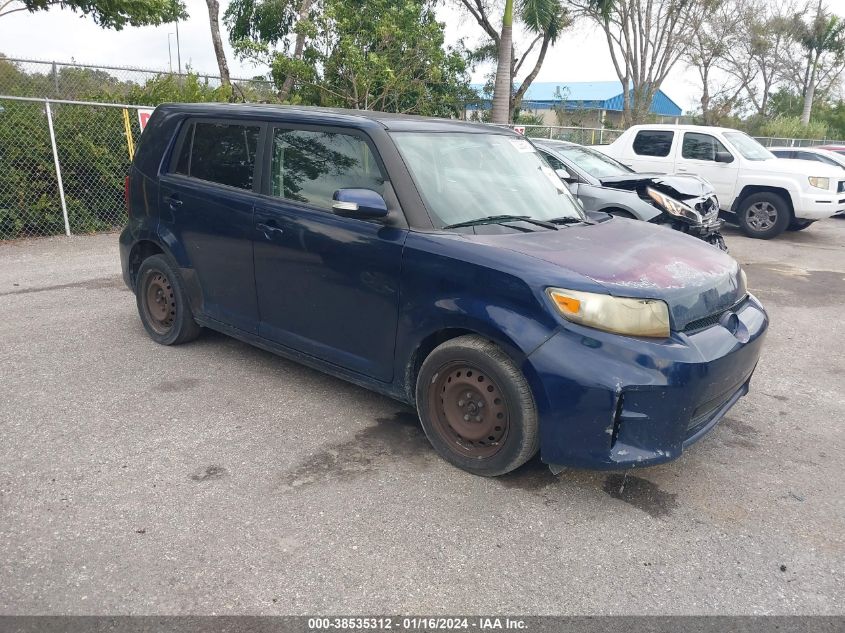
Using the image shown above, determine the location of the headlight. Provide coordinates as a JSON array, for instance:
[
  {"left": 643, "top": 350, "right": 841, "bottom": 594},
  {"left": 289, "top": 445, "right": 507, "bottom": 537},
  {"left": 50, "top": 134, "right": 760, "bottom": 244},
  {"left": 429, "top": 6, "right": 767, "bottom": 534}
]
[
  {"left": 808, "top": 176, "right": 830, "bottom": 190},
  {"left": 547, "top": 288, "right": 670, "bottom": 338},
  {"left": 646, "top": 187, "right": 702, "bottom": 223},
  {"left": 739, "top": 267, "right": 748, "bottom": 292}
]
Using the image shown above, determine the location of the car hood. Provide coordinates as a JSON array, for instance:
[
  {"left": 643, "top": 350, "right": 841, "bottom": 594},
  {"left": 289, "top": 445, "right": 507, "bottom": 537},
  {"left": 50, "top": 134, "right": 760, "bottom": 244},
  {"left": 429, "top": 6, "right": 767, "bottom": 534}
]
[
  {"left": 472, "top": 217, "right": 744, "bottom": 331},
  {"left": 598, "top": 173, "right": 714, "bottom": 199},
  {"left": 754, "top": 157, "right": 845, "bottom": 177}
]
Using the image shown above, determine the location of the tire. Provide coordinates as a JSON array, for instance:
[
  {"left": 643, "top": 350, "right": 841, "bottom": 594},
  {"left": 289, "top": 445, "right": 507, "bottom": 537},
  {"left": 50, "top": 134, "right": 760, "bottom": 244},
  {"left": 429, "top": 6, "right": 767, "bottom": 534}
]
[
  {"left": 736, "top": 193, "right": 790, "bottom": 239},
  {"left": 135, "top": 254, "right": 201, "bottom": 345},
  {"left": 787, "top": 218, "right": 815, "bottom": 231},
  {"left": 415, "top": 335, "right": 539, "bottom": 476}
]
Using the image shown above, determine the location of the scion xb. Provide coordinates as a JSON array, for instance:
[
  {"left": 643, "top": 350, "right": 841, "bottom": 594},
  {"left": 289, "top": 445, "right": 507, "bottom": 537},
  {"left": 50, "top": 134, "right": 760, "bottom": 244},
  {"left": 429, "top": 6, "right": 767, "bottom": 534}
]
[{"left": 120, "top": 104, "right": 768, "bottom": 476}]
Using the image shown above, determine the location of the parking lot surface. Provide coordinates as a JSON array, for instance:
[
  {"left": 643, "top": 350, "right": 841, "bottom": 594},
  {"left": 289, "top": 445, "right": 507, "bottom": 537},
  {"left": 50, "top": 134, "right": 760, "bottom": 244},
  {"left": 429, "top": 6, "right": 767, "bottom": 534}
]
[{"left": 1, "top": 221, "right": 843, "bottom": 615}]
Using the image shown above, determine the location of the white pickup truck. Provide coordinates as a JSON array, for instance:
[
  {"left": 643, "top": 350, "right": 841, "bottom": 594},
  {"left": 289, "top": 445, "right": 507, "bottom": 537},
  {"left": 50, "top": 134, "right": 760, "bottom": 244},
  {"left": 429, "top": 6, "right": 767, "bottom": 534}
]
[{"left": 595, "top": 124, "right": 845, "bottom": 238}]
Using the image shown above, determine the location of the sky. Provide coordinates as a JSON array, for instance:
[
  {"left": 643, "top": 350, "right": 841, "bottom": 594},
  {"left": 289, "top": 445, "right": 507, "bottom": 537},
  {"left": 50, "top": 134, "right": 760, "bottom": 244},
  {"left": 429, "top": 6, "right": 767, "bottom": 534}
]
[{"left": 0, "top": 0, "right": 705, "bottom": 111}]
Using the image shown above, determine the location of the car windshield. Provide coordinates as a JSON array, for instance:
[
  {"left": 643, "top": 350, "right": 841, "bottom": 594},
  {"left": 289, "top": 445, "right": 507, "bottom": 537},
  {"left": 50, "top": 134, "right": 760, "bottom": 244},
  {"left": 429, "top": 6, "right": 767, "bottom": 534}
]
[
  {"left": 391, "top": 132, "right": 586, "bottom": 228},
  {"left": 723, "top": 131, "right": 775, "bottom": 161},
  {"left": 551, "top": 144, "right": 633, "bottom": 178}
]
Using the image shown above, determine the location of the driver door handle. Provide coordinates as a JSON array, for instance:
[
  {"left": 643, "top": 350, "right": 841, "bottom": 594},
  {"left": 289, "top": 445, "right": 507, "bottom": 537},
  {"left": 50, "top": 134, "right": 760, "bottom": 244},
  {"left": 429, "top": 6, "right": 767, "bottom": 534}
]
[{"left": 257, "top": 222, "right": 284, "bottom": 238}]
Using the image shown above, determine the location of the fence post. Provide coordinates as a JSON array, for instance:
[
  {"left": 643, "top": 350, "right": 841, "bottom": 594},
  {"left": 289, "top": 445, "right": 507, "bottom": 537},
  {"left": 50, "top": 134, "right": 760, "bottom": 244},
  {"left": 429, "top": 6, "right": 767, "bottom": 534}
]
[{"left": 45, "top": 99, "right": 71, "bottom": 237}]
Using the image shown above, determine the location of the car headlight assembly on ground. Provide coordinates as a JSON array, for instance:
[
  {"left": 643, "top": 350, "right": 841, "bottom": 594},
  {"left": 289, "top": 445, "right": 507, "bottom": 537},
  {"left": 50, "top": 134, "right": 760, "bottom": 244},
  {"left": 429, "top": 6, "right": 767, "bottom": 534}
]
[
  {"left": 646, "top": 187, "right": 703, "bottom": 224},
  {"left": 547, "top": 288, "right": 671, "bottom": 338}
]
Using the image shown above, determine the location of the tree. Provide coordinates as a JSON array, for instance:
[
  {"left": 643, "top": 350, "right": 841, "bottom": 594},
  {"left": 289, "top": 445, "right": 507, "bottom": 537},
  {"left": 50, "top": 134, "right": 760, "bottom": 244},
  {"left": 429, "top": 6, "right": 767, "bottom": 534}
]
[
  {"left": 720, "top": 1, "right": 799, "bottom": 118},
  {"left": 793, "top": 0, "right": 845, "bottom": 124},
  {"left": 205, "top": 0, "right": 231, "bottom": 87},
  {"left": 224, "top": 0, "right": 320, "bottom": 101},
  {"left": 458, "top": 0, "right": 570, "bottom": 122},
  {"left": 491, "top": 0, "right": 513, "bottom": 123},
  {"left": 0, "top": 0, "right": 185, "bottom": 28},
  {"left": 228, "top": 0, "right": 473, "bottom": 115},
  {"left": 684, "top": 0, "right": 754, "bottom": 124},
  {"left": 315, "top": 0, "right": 474, "bottom": 115},
  {"left": 570, "top": 0, "right": 712, "bottom": 125}
]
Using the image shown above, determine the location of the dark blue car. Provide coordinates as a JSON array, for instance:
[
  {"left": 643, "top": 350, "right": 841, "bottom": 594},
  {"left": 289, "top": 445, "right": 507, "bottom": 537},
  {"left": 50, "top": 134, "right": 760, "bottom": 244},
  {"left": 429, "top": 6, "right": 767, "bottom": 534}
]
[{"left": 120, "top": 103, "right": 768, "bottom": 476}]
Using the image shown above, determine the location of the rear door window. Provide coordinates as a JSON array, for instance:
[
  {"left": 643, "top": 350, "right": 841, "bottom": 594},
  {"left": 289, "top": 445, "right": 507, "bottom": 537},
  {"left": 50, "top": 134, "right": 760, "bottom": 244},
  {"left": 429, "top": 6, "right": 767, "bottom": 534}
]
[
  {"left": 269, "top": 128, "right": 385, "bottom": 209},
  {"left": 632, "top": 130, "right": 674, "bottom": 157},
  {"left": 681, "top": 132, "right": 730, "bottom": 161},
  {"left": 172, "top": 121, "right": 261, "bottom": 190}
]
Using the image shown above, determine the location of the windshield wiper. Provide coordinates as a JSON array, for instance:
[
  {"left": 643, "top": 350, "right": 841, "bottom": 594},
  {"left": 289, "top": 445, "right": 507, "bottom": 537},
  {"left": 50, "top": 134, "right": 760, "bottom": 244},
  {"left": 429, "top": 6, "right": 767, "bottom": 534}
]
[
  {"left": 548, "top": 216, "right": 591, "bottom": 225},
  {"left": 443, "top": 215, "right": 558, "bottom": 230}
]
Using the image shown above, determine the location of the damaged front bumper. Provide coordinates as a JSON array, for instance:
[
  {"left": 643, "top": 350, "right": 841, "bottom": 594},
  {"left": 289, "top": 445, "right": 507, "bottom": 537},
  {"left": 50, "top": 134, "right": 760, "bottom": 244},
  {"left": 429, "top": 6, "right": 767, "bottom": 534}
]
[{"left": 524, "top": 293, "right": 768, "bottom": 470}]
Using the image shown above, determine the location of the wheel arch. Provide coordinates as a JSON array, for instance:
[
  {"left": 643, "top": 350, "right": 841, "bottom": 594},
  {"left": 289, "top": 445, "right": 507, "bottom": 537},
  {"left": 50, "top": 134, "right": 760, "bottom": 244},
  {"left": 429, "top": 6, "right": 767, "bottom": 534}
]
[
  {"left": 731, "top": 185, "right": 796, "bottom": 219},
  {"left": 403, "top": 323, "right": 538, "bottom": 405},
  {"left": 127, "top": 240, "right": 164, "bottom": 291}
]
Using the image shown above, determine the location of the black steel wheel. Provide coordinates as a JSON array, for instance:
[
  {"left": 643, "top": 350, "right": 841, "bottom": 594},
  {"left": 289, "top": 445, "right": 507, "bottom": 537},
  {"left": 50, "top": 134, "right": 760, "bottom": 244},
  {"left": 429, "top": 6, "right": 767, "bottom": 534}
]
[
  {"left": 136, "top": 254, "right": 201, "bottom": 345},
  {"left": 416, "top": 335, "right": 539, "bottom": 476}
]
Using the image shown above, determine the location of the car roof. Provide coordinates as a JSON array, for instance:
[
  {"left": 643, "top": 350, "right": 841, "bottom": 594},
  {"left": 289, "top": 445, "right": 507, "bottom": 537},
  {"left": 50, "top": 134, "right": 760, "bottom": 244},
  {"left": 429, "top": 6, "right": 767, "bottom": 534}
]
[
  {"left": 625, "top": 123, "right": 744, "bottom": 134},
  {"left": 154, "top": 102, "right": 511, "bottom": 134}
]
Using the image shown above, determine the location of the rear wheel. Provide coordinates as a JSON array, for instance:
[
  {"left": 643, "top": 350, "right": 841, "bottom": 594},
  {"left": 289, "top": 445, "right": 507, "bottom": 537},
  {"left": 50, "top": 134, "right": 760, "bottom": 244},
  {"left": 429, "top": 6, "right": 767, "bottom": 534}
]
[
  {"left": 737, "top": 193, "right": 790, "bottom": 239},
  {"left": 415, "top": 335, "right": 539, "bottom": 476},
  {"left": 787, "top": 218, "right": 815, "bottom": 231},
  {"left": 136, "top": 254, "right": 201, "bottom": 345}
]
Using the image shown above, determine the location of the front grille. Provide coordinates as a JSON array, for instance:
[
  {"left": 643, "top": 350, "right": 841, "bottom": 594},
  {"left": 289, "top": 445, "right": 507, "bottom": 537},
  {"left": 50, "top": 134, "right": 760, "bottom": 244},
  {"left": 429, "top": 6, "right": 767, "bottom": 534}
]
[{"left": 682, "top": 295, "right": 748, "bottom": 333}]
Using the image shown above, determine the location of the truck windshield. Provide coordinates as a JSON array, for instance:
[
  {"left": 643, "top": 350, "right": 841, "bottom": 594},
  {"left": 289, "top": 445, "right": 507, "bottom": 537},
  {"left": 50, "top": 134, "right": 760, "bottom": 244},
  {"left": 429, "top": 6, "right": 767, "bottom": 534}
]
[
  {"left": 391, "top": 132, "right": 586, "bottom": 228},
  {"left": 551, "top": 144, "right": 633, "bottom": 178},
  {"left": 723, "top": 131, "right": 775, "bottom": 161}
]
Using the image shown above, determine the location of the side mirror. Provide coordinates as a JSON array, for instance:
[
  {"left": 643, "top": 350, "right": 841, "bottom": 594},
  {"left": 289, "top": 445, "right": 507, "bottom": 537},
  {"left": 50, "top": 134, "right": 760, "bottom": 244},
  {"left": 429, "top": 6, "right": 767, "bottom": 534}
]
[
  {"left": 715, "top": 151, "right": 734, "bottom": 164},
  {"left": 332, "top": 188, "right": 389, "bottom": 219},
  {"left": 556, "top": 168, "right": 576, "bottom": 182}
]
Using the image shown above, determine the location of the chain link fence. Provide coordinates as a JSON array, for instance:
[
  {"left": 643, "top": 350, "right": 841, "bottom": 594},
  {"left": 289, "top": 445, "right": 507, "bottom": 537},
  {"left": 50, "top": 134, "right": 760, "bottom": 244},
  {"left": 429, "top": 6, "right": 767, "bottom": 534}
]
[
  {"left": 0, "top": 96, "right": 140, "bottom": 240},
  {"left": 0, "top": 56, "right": 277, "bottom": 103},
  {"left": 500, "top": 124, "right": 624, "bottom": 145}
]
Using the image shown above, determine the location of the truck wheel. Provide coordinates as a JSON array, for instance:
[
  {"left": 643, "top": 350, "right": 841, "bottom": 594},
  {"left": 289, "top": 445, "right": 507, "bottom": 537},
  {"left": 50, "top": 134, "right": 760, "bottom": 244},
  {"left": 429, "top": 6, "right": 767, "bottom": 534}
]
[
  {"left": 737, "top": 193, "right": 790, "bottom": 239},
  {"left": 415, "top": 335, "right": 539, "bottom": 477},
  {"left": 787, "top": 219, "right": 815, "bottom": 232},
  {"left": 136, "top": 254, "right": 202, "bottom": 345}
]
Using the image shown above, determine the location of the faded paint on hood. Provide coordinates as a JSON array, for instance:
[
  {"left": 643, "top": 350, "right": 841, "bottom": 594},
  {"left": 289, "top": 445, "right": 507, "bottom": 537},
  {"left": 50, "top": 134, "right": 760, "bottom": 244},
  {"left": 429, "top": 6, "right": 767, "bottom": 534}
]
[{"left": 471, "top": 217, "right": 744, "bottom": 330}]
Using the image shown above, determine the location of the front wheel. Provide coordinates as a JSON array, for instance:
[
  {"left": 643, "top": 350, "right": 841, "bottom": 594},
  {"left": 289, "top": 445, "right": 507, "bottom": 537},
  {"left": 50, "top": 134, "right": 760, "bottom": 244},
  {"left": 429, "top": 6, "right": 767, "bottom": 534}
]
[
  {"left": 415, "top": 335, "right": 539, "bottom": 476},
  {"left": 737, "top": 193, "right": 790, "bottom": 239},
  {"left": 787, "top": 218, "right": 815, "bottom": 231}
]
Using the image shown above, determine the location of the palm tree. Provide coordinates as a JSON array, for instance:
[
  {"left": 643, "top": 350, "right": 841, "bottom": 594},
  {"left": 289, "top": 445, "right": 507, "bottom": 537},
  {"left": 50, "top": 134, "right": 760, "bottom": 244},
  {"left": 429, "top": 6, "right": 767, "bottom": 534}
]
[
  {"left": 491, "top": 0, "right": 514, "bottom": 124},
  {"left": 798, "top": 0, "right": 845, "bottom": 125}
]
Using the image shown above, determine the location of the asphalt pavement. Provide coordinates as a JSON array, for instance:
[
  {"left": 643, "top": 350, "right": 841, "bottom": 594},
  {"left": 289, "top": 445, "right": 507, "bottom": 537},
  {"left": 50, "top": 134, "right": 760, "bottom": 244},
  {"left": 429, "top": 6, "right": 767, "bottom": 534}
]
[{"left": 0, "top": 220, "right": 843, "bottom": 615}]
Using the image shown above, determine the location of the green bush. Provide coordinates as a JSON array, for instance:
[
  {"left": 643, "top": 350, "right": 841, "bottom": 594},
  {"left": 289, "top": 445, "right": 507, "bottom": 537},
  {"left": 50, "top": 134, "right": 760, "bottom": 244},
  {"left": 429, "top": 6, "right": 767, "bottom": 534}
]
[{"left": 757, "top": 116, "right": 830, "bottom": 140}]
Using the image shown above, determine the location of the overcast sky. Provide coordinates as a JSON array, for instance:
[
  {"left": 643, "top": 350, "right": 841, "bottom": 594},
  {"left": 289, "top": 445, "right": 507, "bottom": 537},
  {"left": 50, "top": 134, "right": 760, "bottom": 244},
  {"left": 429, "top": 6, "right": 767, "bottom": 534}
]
[{"left": 1, "top": 0, "right": 710, "bottom": 111}]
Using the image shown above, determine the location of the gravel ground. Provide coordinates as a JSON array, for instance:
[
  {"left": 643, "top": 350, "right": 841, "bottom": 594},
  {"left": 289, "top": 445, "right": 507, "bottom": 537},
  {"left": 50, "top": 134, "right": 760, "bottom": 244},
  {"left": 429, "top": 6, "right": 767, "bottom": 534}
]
[{"left": 0, "top": 219, "right": 843, "bottom": 615}]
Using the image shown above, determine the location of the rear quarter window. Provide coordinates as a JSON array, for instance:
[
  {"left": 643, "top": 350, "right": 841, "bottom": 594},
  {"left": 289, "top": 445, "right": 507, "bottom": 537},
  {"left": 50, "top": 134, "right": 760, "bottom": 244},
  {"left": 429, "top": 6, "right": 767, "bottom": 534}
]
[
  {"left": 632, "top": 130, "right": 674, "bottom": 157},
  {"left": 171, "top": 120, "right": 261, "bottom": 190}
]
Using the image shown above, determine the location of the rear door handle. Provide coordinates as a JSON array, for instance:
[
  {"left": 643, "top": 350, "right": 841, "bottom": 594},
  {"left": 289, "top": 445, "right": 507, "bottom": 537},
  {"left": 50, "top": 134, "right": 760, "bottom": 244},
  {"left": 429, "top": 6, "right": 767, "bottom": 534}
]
[
  {"left": 164, "top": 194, "right": 182, "bottom": 208},
  {"left": 257, "top": 222, "right": 284, "bottom": 239}
]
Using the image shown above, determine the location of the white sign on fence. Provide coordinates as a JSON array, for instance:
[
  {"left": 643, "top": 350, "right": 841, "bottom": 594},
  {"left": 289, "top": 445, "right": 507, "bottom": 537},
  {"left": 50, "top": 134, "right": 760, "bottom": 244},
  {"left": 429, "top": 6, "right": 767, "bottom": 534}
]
[
  {"left": 137, "top": 108, "right": 155, "bottom": 132},
  {"left": 512, "top": 126, "right": 526, "bottom": 135}
]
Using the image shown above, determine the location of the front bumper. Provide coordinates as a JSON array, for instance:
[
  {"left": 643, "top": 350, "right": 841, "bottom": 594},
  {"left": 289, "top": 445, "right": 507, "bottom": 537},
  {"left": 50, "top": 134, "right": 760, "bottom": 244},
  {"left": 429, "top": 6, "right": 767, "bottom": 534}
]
[
  {"left": 524, "top": 294, "right": 768, "bottom": 470},
  {"left": 795, "top": 191, "right": 845, "bottom": 220}
]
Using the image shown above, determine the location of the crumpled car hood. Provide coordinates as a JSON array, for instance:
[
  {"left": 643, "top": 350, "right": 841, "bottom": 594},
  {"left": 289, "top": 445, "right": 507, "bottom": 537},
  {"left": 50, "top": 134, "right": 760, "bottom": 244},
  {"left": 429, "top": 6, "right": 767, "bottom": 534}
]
[
  {"left": 598, "top": 173, "right": 714, "bottom": 199},
  {"left": 472, "top": 217, "right": 744, "bottom": 331}
]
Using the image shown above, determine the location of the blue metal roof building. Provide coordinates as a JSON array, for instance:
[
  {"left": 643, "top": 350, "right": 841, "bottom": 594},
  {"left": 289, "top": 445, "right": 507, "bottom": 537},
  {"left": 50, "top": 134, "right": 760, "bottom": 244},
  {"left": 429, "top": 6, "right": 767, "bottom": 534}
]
[{"left": 468, "top": 81, "right": 682, "bottom": 118}]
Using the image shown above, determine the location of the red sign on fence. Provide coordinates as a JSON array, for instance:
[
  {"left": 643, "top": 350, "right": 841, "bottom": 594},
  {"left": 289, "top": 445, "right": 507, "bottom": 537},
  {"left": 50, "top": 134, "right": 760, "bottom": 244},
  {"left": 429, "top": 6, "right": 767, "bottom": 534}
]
[
  {"left": 512, "top": 126, "right": 526, "bottom": 135},
  {"left": 137, "top": 108, "right": 154, "bottom": 132}
]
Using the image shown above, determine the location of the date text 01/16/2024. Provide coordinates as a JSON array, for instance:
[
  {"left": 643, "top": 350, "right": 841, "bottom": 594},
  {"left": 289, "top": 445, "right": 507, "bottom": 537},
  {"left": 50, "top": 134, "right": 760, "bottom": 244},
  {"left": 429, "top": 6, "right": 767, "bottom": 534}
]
[{"left": 307, "top": 617, "right": 528, "bottom": 630}]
